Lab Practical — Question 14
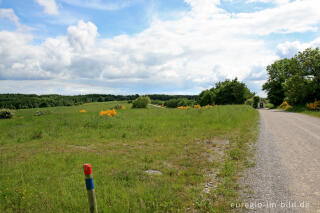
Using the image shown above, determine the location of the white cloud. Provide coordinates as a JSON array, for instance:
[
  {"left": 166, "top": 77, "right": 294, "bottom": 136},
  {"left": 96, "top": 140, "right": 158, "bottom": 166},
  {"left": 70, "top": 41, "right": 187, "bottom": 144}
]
[
  {"left": 35, "top": 0, "right": 59, "bottom": 15},
  {"left": 67, "top": 20, "right": 98, "bottom": 51},
  {"left": 246, "top": 0, "right": 290, "bottom": 5},
  {"left": 277, "top": 37, "right": 320, "bottom": 58},
  {"left": 1, "top": 0, "right": 320, "bottom": 94},
  {"left": 0, "top": 8, "right": 20, "bottom": 25},
  {"left": 0, "top": 9, "right": 31, "bottom": 31},
  {"left": 60, "top": 0, "right": 135, "bottom": 11}
]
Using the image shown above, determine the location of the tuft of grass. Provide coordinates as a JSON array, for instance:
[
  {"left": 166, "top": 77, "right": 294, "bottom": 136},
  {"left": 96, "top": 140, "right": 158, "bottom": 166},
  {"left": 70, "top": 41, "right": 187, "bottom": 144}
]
[{"left": 0, "top": 102, "right": 258, "bottom": 212}]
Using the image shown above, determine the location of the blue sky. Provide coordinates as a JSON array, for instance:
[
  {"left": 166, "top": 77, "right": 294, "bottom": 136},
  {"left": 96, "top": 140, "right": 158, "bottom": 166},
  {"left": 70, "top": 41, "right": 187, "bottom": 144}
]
[{"left": 0, "top": 0, "right": 320, "bottom": 96}]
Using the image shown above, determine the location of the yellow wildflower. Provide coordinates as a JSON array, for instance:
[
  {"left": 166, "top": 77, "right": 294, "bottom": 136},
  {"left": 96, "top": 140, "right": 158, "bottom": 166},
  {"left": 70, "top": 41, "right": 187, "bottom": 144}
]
[
  {"left": 80, "top": 109, "right": 87, "bottom": 113},
  {"left": 194, "top": 105, "right": 201, "bottom": 109},
  {"left": 100, "top": 109, "right": 117, "bottom": 117}
]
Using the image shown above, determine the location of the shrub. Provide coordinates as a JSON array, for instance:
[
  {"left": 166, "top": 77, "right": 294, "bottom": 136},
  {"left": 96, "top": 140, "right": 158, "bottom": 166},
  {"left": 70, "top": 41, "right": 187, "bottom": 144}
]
[
  {"left": 164, "top": 99, "right": 179, "bottom": 108},
  {"left": 132, "top": 96, "right": 151, "bottom": 108},
  {"left": 194, "top": 104, "right": 201, "bottom": 109},
  {"left": 253, "top": 96, "right": 260, "bottom": 108},
  {"left": 112, "top": 104, "right": 126, "bottom": 110},
  {"left": 245, "top": 98, "right": 253, "bottom": 106},
  {"left": 151, "top": 100, "right": 164, "bottom": 105},
  {"left": 164, "top": 98, "right": 194, "bottom": 108},
  {"left": 279, "top": 101, "right": 292, "bottom": 111},
  {"left": 0, "top": 109, "right": 14, "bottom": 119},
  {"left": 265, "top": 103, "right": 275, "bottom": 109},
  {"left": 306, "top": 100, "right": 320, "bottom": 110}
]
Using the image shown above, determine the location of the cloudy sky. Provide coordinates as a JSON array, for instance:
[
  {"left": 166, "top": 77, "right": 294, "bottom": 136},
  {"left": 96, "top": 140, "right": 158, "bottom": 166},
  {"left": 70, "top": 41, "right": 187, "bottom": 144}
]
[{"left": 0, "top": 0, "right": 320, "bottom": 96}]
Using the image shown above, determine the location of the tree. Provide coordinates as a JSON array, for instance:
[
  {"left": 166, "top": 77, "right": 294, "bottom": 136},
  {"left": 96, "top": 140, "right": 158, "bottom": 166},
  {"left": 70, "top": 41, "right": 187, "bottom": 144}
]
[
  {"left": 263, "top": 48, "right": 320, "bottom": 106},
  {"left": 198, "top": 90, "right": 215, "bottom": 106},
  {"left": 262, "top": 58, "right": 292, "bottom": 106},
  {"left": 199, "top": 78, "right": 253, "bottom": 105},
  {"left": 295, "top": 48, "right": 320, "bottom": 101}
]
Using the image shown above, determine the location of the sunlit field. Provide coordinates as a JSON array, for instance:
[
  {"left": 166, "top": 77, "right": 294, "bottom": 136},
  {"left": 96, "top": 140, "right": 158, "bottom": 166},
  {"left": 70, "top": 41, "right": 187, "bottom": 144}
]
[{"left": 0, "top": 102, "right": 258, "bottom": 212}]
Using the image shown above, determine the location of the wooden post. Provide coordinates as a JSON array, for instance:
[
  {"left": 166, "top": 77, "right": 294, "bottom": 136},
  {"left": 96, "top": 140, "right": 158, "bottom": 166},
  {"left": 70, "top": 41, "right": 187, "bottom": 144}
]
[{"left": 83, "top": 163, "right": 98, "bottom": 213}]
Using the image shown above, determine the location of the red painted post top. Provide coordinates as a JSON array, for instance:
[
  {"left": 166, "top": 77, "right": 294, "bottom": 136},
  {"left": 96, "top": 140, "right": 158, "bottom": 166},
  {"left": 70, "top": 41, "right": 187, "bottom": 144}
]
[{"left": 83, "top": 163, "right": 92, "bottom": 175}]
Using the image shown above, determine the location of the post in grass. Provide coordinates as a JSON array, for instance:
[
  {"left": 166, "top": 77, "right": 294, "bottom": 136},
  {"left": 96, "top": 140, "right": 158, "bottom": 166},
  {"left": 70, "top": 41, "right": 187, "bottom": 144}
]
[{"left": 83, "top": 163, "right": 98, "bottom": 213}]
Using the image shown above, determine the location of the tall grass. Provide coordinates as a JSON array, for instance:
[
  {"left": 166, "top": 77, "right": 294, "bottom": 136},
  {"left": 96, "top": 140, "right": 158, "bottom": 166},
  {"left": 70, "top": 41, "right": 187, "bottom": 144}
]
[{"left": 0, "top": 102, "right": 258, "bottom": 212}]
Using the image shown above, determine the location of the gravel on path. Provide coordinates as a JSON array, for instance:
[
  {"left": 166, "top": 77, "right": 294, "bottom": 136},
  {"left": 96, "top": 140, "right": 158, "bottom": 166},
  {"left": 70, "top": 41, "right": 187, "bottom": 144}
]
[{"left": 240, "top": 109, "right": 320, "bottom": 213}]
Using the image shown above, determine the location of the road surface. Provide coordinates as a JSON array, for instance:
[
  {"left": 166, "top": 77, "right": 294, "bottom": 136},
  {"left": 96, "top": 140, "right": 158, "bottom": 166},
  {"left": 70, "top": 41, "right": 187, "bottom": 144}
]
[{"left": 241, "top": 109, "right": 320, "bottom": 213}]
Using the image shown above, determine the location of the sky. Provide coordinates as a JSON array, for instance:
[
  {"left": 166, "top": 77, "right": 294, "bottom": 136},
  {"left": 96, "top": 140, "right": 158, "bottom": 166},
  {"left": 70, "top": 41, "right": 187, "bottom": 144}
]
[{"left": 0, "top": 0, "right": 320, "bottom": 96}]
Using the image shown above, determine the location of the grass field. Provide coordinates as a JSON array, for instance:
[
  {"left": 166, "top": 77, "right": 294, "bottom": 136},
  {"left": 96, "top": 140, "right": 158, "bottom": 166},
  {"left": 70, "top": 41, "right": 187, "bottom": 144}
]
[
  {"left": 302, "top": 110, "right": 320, "bottom": 118},
  {"left": 0, "top": 102, "right": 258, "bottom": 212}
]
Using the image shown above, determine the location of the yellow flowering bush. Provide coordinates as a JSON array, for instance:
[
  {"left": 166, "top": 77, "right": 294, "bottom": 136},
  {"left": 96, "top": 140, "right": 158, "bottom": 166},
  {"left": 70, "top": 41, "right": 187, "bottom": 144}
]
[
  {"left": 177, "top": 106, "right": 190, "bottom": 109},
  {"left": 279, "top": 101, "right": 288, "bottom": 108},
  {"left": 280, "top": 101, "right": 292, "bottom": 111},
  {"left": 306, "top": 100, "right": 320, "bottom": 110},
  {"left": 80, "top": 109, "right": 87, "bottom": 113},
  {"left": 194, "top": 105, "right": 201, "bottom": 109},
  {"left": 100, "top": 109, "right": 117, "bottom": 117}
]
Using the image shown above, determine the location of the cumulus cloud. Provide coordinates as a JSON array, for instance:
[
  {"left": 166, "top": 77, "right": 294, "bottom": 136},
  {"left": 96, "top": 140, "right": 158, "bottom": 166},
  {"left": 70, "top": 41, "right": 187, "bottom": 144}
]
[
  {"left": 277, "top": 37, "right": 320, "bottom": 58},
  {"left": 1, "top": 0, "right": 320, "bottom": 94},
  {"left": 67, "top": 20, "right": 98, "bottom": 51},
  {"left": 35, "top": 0, "right": 59, "bottom": 15}
]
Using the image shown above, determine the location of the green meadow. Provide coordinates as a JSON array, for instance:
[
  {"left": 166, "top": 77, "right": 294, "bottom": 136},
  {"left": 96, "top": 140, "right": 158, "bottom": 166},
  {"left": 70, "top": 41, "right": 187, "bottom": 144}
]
[{"left": 0, "top": 102, "right": 258, "bottom": 212}]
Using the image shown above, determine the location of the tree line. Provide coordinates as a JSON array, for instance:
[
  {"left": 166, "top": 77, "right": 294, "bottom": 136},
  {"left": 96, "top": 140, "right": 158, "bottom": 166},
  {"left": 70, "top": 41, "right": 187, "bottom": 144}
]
[
  {"left": 263, "top": 48, "right": 320, "bottom": 106},
  {"left": 0, "top": 79, "right": 255, "bottom": 109},
  {"left": 0, "top": 94, "right": 197, "bottom": 109}
]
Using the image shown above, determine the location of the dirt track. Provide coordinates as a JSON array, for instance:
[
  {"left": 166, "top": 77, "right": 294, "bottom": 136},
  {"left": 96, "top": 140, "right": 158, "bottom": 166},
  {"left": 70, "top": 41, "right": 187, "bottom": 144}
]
[{"left": 241, "top": 109, "right": 320, "bottom": 213}]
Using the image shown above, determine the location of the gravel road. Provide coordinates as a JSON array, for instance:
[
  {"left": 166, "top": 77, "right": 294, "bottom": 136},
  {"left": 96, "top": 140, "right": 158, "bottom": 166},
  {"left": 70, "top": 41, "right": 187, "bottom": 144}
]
[{"left": 241, "top": 109, "right": 320, "bottom": 213}]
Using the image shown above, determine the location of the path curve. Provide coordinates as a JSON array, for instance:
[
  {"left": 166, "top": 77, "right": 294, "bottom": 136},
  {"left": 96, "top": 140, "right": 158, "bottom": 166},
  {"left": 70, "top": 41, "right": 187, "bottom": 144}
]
[{"left": 242, "top": 109, "right": 320, "bottom": 213}]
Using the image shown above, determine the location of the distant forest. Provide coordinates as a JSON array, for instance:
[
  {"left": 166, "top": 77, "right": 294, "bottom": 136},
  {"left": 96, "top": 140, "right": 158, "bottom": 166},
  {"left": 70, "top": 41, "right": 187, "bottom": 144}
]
[{"left": 0, "top": 94, "right": 198, "bottom": 109}]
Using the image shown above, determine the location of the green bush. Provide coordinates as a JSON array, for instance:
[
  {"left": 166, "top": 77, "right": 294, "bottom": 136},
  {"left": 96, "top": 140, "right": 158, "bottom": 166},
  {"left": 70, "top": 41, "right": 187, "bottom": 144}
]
[
  {"left": 164, "top": 99, "right": 179, "bottom": 108},
  {"left": 265, "top": 103, "right": 275, "bottom": 109},
  {"left": 164, "top": 98, "right": 195, "bottom": 108},
  {"left": 253, "top": 96, "right": 260, "bottom": 108},
  {"left": 151, "top": 100, "right": 164, "bottom": 105},
  {"left": 0, "top": 109, "right": 14, "bottom": 119},
  {"left": 132, "top": 96, "right": 151, "bottom": 108},
  {"left": 245, "top": 98, "right": 253, "bottom": 106}
]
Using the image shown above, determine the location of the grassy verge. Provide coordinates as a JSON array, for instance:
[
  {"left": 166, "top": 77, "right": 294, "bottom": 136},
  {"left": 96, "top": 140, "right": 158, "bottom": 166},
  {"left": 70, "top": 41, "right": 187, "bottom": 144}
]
[
  {"left": 0, "top": 102, "right": 258, "bottom": 212},
  {"left": 284, "top": 105, "right": 320, "bottom": 118}
]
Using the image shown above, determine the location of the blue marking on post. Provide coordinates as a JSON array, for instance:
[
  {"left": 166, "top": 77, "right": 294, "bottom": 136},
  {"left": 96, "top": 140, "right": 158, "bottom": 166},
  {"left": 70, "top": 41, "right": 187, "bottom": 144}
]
[{"left": 85, "top": 178, "right": 94, "bottom": 190}]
